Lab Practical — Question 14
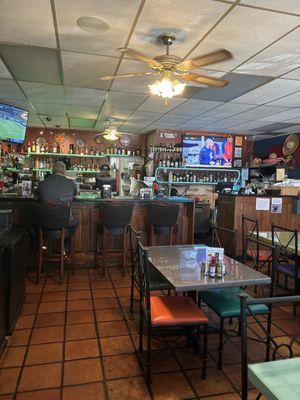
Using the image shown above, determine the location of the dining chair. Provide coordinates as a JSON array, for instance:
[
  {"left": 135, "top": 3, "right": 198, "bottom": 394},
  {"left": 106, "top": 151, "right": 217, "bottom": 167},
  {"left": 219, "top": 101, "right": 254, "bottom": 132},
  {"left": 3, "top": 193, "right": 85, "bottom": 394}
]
[
  {"left": 137, "top": 240, "right": 208, "bottom": 384},
  {"left": 129, "top": 225, "right": 172, "bottom": 313},
  {"left": 271, "top": 224, "right": 299, "bottom": 315},
  {"left": 199, "top": 240, "right": 276, "bottom": 370},
  {"left": 242, "top": 215, "right": 272, "bottom": 275},
  {"left": 240, "top": 293, "right": 300, "bottom": 400},
  {"left": 211, "top": 223, "right": 237, "bottom": 259}
]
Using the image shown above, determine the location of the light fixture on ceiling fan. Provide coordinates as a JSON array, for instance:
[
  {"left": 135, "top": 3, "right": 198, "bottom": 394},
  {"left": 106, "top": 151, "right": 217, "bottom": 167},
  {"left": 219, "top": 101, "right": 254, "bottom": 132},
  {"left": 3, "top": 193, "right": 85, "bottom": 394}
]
[{"left": 99, "top": 33, "right": 232, "bottom": 105}]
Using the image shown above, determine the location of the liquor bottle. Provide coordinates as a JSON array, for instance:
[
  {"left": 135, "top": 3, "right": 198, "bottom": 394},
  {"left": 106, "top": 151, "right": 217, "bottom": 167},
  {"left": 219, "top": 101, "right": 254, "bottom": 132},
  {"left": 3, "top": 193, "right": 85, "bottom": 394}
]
[
  {"left": 209, "top": 257, "right": 216, "bottom": 278},
  {"left": 40, "top": 144, "right": 44, "bottom": 153},
  {"left": 27, "top": 142, "right": 31, "bottom": 154},
  {"left": 32, "top": 141, "right": 36, "bottom": 153},
  {"left": 36, "top": 142, "right": 40, "bottom": 153},
  {"left": 166, "top": 155, "right": 170, "bottom": 167},
  {"left": 85, "top": 146, "right": 88, "bottom": 155},
  {"left": 53, "top": 143, "right": 57, "bottom": 153},
  {"left": 90, "top": 146, "right": 94, "bottom": 155},
  {"left": 170, "top": 157, "right": 174, "bottom": 168},
  {"left": 57, "top": 144, "right": 61, "bottom": 153},
  {"left": 35, "top": 158, "right": 40, "bottom": 169},
  {"left": 45, "top": 142, "right": 49, "bottom": 153}
]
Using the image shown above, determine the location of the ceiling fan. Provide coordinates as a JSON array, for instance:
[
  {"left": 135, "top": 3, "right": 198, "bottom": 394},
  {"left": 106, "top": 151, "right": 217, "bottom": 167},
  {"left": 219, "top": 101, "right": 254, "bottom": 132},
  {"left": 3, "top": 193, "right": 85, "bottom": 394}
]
[{"left": 99, "top": 33, "right": 232, "bottom": 103}]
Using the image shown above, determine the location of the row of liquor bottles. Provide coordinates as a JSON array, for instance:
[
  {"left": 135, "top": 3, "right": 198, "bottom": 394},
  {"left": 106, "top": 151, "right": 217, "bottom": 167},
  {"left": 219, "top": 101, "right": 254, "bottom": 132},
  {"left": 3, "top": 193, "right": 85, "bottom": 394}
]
[
  {"left": 158, "top": 155, "right": 182, "bottom": 168},
  {"left": 27, "top": 142, "right": 141, "bottom": 156},
  {"left": 33, "top": 158, "right": 107, "bottom": 172},
  {"left": 149, "top": 143, "right": 182, "bottom": 153},
  {"left": 166, "top": 170, "right": 238, "bottom": 184}
]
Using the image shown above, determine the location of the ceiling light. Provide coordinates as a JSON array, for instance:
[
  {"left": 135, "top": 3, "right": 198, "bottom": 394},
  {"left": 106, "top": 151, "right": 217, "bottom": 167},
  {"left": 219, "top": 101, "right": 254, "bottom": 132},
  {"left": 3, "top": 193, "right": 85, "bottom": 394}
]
[
  {"left": 77, "top": 16, "right": 110, "bottom": 33},
  {"left": 103, "top": 127, "right": 119, "bottom": 141},
  {"left": 149, "top": 71, "right": 186, "bottom": 105}
]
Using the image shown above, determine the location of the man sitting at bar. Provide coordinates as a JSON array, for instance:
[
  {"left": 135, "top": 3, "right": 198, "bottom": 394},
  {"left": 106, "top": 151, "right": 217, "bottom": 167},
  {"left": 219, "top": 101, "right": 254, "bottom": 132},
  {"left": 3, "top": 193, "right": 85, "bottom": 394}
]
[{"left": 37, "top": 161, "right": 77, "bottom": 229}]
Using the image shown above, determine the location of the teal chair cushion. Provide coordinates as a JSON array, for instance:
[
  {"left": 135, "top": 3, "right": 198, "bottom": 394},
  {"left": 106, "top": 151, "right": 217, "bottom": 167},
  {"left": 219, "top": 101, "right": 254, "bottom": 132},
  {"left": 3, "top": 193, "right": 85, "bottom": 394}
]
[
  {"left": 149, "top": 266, "right": 172, "bottom": 291},
  {"left": 200, "top": 287, "right": 269, "bottom": 318}
]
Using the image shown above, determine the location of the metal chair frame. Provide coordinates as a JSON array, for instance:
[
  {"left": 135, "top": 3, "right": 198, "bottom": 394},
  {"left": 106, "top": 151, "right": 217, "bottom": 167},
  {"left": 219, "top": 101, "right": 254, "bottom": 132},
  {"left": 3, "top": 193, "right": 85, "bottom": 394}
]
[
  {"left": 211, "top": 223, "right": 237, "bottom": 259},
  {"left": 137, "top": 240, "right": 208, "bottom": 384},
  {"left": 240, "top": 294, "right": 300, "bottom": 400},
  {"left": 242, "top": 215, "right": 272, "bottom": 275}
]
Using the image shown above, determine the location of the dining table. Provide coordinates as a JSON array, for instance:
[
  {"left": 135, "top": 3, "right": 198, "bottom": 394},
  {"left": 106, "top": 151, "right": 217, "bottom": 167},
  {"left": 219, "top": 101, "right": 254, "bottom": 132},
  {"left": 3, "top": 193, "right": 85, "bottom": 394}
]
[
  {"left": 147, "top": 244, "right": 271, "bottom": 292},
  {"left": 248, "top": 357, "right": 300, "bottom": 400}
]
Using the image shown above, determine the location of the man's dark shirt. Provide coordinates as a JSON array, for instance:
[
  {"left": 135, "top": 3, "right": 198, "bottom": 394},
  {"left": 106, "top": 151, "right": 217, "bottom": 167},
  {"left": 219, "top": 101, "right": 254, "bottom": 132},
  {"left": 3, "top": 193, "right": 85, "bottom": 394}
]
[{"left": 38, "top": 174, "right": 77, "bottom": 204}]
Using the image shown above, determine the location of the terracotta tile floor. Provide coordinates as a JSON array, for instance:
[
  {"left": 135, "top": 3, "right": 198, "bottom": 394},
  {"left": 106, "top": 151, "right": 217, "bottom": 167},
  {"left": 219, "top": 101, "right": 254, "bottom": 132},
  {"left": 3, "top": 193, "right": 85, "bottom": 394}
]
[{"left": 0, "top": 267, "right": 299, "bottom": 400}]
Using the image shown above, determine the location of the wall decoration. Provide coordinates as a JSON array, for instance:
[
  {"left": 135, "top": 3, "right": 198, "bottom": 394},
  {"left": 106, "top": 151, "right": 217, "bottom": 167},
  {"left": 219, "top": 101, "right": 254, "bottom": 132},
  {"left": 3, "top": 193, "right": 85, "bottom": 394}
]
[
  {"left": 271, "top": 198, "right": 282, "bottom": 214},
  {"left": 75, "top": 138, "right": 85, "bottom": 148},
  {"left": 233, "top": 159, "right": 242, "bottom": 167},
  {"left": 235, "top": 136, "right": 243, "bottom": 146},
  {"left": 160, "top": 130, "right": 178, "bottom": 139},
  {"left": 119, "top": 135, "right": 131, "bottom": 147},
  {"left": 54, "top": 132, "right": 65, "bottom": 144},
  {"left": 234, "top": 147, "right": 242, "bottom": 158}
]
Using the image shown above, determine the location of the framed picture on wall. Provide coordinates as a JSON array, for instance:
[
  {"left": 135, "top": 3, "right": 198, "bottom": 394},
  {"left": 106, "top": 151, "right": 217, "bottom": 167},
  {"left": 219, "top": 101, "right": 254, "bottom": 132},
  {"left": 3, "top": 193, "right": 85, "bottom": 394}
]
[
  {"left": 235, "top": 136, "right": 243, "bottom": 146},
  {"left": 234, "top": 147, "right": 242, "bottom": 158},
  {"left": 233, "top": 159, "right": 242, "bottom": 167}
]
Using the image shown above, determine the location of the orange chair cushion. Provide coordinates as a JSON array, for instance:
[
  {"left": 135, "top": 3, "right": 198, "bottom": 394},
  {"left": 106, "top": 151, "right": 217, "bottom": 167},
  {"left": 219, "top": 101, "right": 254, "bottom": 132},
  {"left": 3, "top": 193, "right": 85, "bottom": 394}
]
[
  {"left": 150, "top": 296, "right": 208, "bottom": 327},
  {"left": 247, "top": 249, "right": 272, "bottom": 262}
]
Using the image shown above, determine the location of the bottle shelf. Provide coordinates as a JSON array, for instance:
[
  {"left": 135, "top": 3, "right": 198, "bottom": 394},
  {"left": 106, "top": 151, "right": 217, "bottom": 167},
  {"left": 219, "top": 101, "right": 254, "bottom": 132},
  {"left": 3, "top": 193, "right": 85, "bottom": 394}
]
[
  {"left": 33, "top": 168, "right": 102, "bottom": 174},
  {"left": 155, "top": 166, "right": 241, "bottom": 185},
  {"left": 27, "top": 152, "right": 143, "bottom": 158}
]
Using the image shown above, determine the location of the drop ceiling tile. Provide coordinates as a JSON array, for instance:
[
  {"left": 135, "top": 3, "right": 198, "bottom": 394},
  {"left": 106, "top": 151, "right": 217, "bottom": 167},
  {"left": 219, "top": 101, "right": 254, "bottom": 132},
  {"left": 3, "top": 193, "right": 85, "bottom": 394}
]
[
  {"left": 70, "top": 118, "right": 96, "bottom": 128},
  {"left": 193, "top": 73, "right": 273, "bottom": 101},
  {"left": 56, "top": 0, "right": 141, "bottom": 56},
  {"left": 0, "top": 0, "right": 56, "bottom": 47},
  {"left": 222, "top": 105, "right": 290, "bottom": 123},
  {"left": 67, "top": 105, "right": 100, "bottom": 119},
  {"left": 241, "top": 0, "right": 300, "bottom": 14},
  {"left": 129, "top": 0, "right": 231, "bottom": 58},
  {"left": 105, "top": 91, "right": 146, "bottom": 110},
  {"left": 138, "top": 96, "right": 187, "bottom": 113},
  {"left": 126, "top": 110, "right": 160, "bottom": 124},
  {"left": 285, "top": 116, "right": 300, "bottom": 124},
  {"left": 0, "top": 60, "right": 12, "bottom": 79},
  {"left": 272, "top": 124, "right": 300, "bottom": 133},
  {"left": 171, "top": 99, "right": 223, "bottom": 116},
  {"left": 100, "top": 105, "right": 132, "bottom": 120},
  {"left": 0, "top": 44, "right": 61, "bottom": 84},
  {"left": 62, "top": 51, "right": 119, "bottom": 89},
  {"left": 231, "top": 79, "right": 300, "bottom": 105},
  {"left": 28, "top": 114, "right": 43, "bottom": 127},
  {"left": 282, "top": 68, "right": 300, "bottom": 80},
  {"left": 188, "top": 6, "right": 299, "bottom": 71},
  {"left": 0, "top": 79, "right": 26, "bottom": 100},
  {"left": 155, "top": 114, "right": 191, "bottom": 125},
  {"left": 235, "top": 29, "right": 300, "bottom": 77},
  {"left": 200, "top": 102, "right": 256, "bottom": 118},
  {"left": 252, "top": 122, "right": 297, "bottom": 132},
  {"left": 41, "top": 116, "right": 69, "bottom": 129},
  {"left": 66, "top": 87, "right": 106, "bottom": 105},
  {"left": 259, "top": 108, "right": 300, "bottom": 122},
  {"left": 19, "top": 82, "right": 65, "bottom": 102},
  {"left": 266, "top": 91, "right": 300, "bottom": 107},
  {"left": 33, "top": 103, "right": 67, "bottom": 118}
]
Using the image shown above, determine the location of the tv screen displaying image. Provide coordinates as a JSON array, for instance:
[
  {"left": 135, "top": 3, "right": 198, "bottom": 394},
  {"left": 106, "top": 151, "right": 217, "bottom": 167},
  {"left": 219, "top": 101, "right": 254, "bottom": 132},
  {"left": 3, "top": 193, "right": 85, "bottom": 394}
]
[
  {"left": 0, "top": 103, "right": 29, "bottom": 144},
  {"left": 182, "top": 135, "right": 233, "bottom": 168}
]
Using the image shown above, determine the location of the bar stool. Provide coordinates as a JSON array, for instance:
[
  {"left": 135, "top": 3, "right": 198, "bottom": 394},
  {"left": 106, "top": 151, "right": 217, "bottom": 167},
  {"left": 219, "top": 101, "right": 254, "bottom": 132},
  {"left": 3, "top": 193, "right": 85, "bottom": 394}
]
[
  {"left": 97, "top": 202, "right": 134, "bottom": 276},
  {"left": 28, "top": 203, "right": 76, "bottom": 284},
  {"left": 146, "top": 203, "right": 179, "bottom": 245}
]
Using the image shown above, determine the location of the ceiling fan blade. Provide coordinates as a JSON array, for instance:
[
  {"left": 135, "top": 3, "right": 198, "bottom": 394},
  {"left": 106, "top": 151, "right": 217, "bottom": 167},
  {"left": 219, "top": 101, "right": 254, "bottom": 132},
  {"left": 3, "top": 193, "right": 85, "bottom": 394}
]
[
  {"left": 178, "top": 49, "right": 232, "bottom": 70},
  {"left": 182, "top": 73, "right": 229, "bottom": 87},
  {"left": 98, "top": 72, "right": 157, "bottom": 81},
  {"left": 118, "top": 47, "right": 162, "bottom": 68}
]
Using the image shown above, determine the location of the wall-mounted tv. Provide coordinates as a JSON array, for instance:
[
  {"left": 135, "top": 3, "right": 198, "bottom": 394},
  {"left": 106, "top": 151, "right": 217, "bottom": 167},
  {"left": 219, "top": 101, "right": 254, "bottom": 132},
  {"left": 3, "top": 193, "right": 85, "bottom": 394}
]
[
  {"left": 182, "top": 135, "right": 233, "bottom": 168},
  {"left": 0, "top": 103, "right": 29, "bottom": 144}
]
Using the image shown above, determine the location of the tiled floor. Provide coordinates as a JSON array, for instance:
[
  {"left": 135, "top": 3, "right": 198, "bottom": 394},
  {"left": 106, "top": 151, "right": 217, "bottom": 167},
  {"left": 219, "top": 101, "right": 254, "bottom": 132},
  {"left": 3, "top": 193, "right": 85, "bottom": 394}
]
[{"left": 1, "top": 267, "right": 300, "bottom": 400}]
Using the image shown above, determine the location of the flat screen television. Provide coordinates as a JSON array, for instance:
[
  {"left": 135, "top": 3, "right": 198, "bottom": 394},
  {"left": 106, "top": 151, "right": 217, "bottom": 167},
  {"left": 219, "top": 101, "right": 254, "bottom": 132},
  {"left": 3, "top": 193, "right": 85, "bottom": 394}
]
[
  {"left": 182, "top": 135, "right": 233, "bottom": 168},
  {"left": 0, "top": 103, "right": 29, "bottom": 144}
]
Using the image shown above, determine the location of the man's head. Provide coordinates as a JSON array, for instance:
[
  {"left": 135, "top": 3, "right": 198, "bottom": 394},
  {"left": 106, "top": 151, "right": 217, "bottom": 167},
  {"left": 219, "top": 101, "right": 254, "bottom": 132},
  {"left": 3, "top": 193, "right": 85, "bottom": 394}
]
[
  {"left": 53, "top": 161, "right": 66, "bottom": 176},
  {"left": 206, "top": 138, "right": 214, "bottom": 148}
]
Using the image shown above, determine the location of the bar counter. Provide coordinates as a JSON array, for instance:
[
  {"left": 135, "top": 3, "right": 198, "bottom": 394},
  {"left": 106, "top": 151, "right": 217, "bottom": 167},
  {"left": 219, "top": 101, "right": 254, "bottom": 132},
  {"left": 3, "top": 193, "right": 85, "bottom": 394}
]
[{"left": 0, "top": 194, "right": 195, "bottom": 266}]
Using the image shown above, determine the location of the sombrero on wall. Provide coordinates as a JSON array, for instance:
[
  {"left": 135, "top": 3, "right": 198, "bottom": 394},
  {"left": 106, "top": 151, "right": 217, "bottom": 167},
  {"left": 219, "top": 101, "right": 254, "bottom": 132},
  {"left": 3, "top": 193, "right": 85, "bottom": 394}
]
[{"left": 282, "top": 134, "right": 299, "bottom": 156}]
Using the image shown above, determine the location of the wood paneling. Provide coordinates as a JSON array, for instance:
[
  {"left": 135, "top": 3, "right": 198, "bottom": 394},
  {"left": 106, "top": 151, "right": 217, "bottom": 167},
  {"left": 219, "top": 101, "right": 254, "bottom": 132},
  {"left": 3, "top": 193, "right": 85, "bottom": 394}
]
[{"left": 217, "top": 195, "right": 300, "bottom": 256}]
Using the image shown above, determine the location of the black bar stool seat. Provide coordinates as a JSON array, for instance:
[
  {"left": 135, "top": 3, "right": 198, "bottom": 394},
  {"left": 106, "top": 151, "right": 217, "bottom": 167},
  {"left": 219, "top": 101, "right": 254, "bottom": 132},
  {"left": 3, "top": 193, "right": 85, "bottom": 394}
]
[
  {"left": 97, "top": 202, "right": 134, "bottom": 276},
  {"left": 28, "top": 202, "right": 77, "bottom": 284},
  {"left": 146, "top": 203, "right": 179, "bottom": 245}
]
